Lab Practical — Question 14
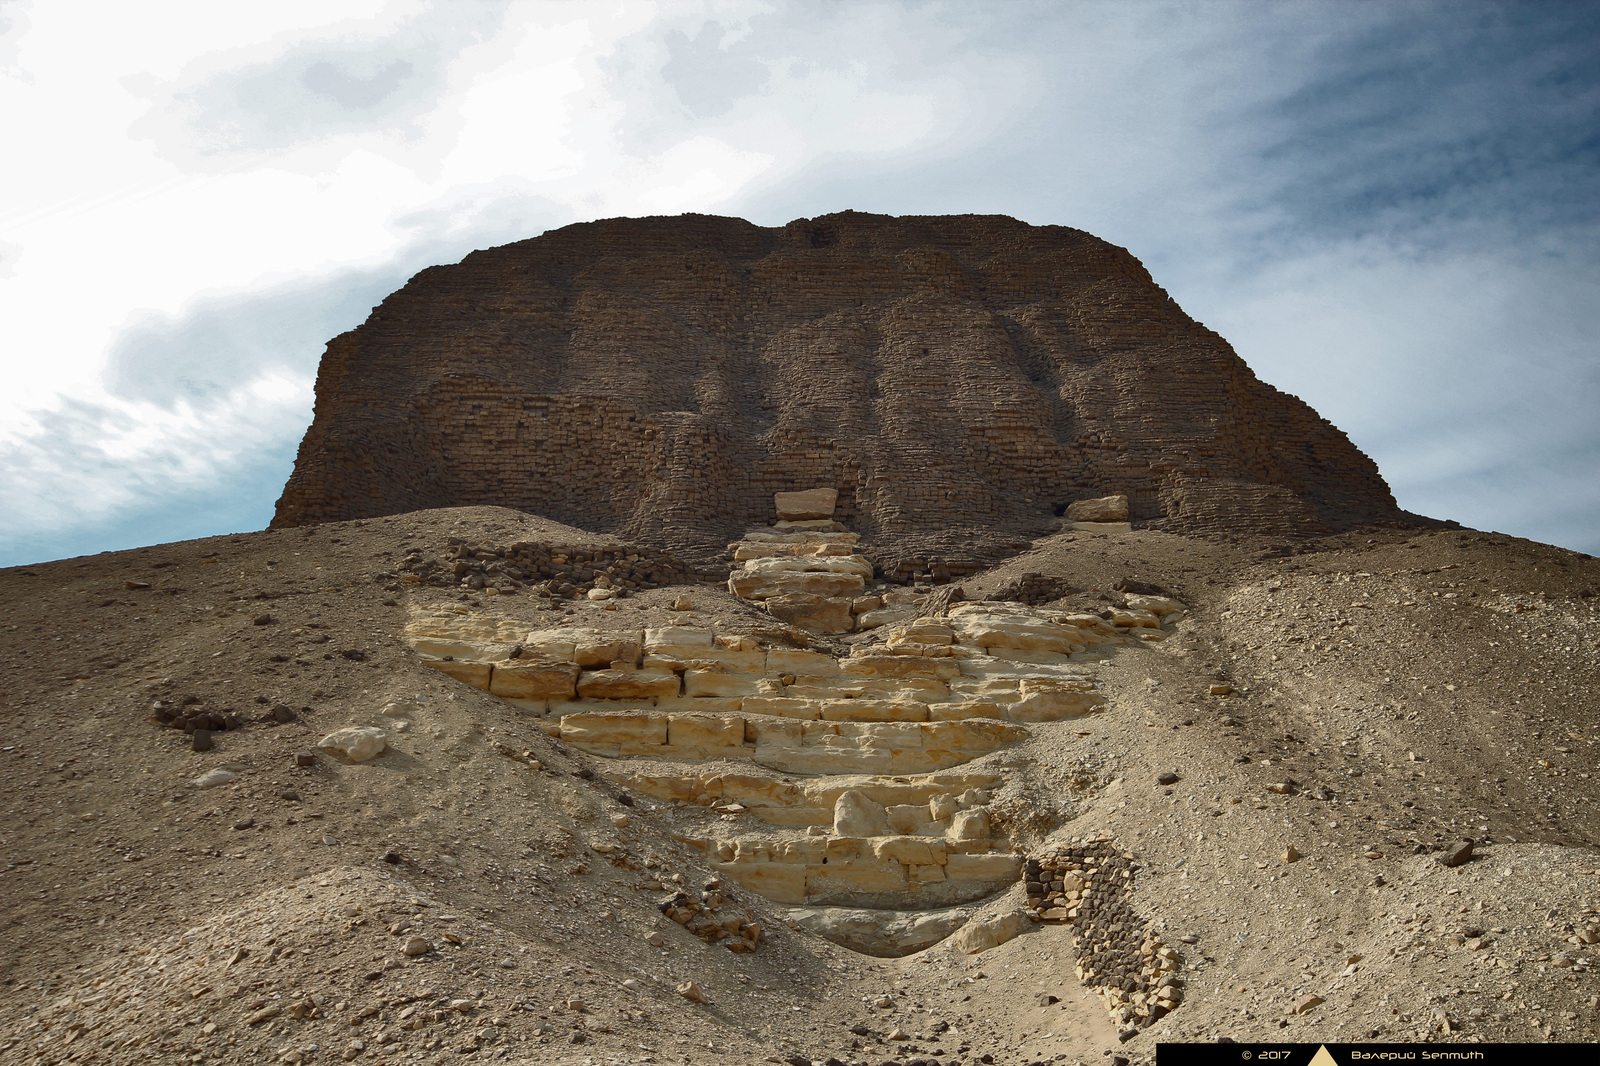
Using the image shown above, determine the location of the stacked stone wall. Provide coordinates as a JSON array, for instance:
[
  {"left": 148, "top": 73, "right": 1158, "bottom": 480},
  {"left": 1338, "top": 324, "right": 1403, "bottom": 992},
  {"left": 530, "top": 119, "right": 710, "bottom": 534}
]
[{"left": 274, "top": 211, "right": 1410, "bottom": 560}]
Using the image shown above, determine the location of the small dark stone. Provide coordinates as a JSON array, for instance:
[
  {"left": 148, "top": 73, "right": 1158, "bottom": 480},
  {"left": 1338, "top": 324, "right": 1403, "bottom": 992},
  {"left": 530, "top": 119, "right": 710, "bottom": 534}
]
[
  {"left": 253, "top": 614, "right": 275, "bottom": 625},
  {"left": 1156, "top": 772, "right": 1180, "bottom": 786},
  {"left": 849, "top": 1024, "right": 874, "bottom": 1036},
  {"left": 340, "top": 649, "right": 367, "bottom": 661},
  {"left": 574, "top": 768, "right": 594, "bottom": 780},
  {"left": 1118, "top": 1028, "right": 1139, "bottom": 1042},
  {"left": 222, "top": 713, "right": 242, "bottom": 730},
  {"left": 272, "top": 705, "right": 296, "bottom": 724},
  {"left": 1034, "top": 992, "right": 1059, "bottom": 1007},
  {"left": 384, "top": 851, "right": 402, "bottom": 865},
  {"left": 294, "top": 749, "right": 316, "bottom": 768},
  {"left": 381, "top": 599, "right": 398, "bottom": 607},
  {"left": 191, "top": 729, "right": 213, "bottom": 752},
  {"left": 233, "top": 818, "right": 254, "bottom": 830},
  {"left": 1438, "top": 839, "right": 1474, "bottom": 868},
  {"left": 279, "top": 789, "right": 301, "bottom": 801},
  {"left": 567, "top": 1031, "right": 586, "bottom": 1044},
  {"left": 783, "top": 1054, "right": 811, "bottom": 1066},
  {"left": 617, "top": 793, "right": 635, "bottom": 806}
]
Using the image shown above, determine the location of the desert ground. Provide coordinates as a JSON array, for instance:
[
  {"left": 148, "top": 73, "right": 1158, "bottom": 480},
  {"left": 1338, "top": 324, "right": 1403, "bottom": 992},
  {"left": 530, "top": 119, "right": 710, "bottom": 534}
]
[{"left": 3, "top": 504, "right": 1598, "bottom": 1065}]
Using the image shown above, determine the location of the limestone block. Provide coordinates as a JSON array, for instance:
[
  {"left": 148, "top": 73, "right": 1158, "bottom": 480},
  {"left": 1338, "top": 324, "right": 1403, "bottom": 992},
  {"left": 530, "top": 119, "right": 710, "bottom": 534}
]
[
  {"left": 643, "top": 627, "right": 714, "bottom": 657},
  {"left": 840, "top": 721, "right": 925, "bottom": 749},
  {"left": 854, "top": 604, "right": 918, "bottom": 630},
  {"left": 944, "top": 852, "right": 1022, "bottom": 881},
  {"left": 948, "top": 608, "right": 1087, "bottom": 655},
  {"left": 833, "top": 790, "right": 888, "bottom": 835},
  {"left": 488, "top": 659, "right": 579, "bottom": 700},
  {"left": 658, "top": 695, "right": 745, "bottom": 713},
  {"left": 885, "top": 622, "right": 956, "bottom": 645},
  {"left": 728, "top": 570, "right": 866, "bottom": 601},
  {"left": 885, "top": 805, "right": 934, "bottom": 836},
  {"left": 910, "top": 863, "right": 947, "bottom": 883},
  {"left": 891, "top": 750, "right": 979, "bottom": 774},
  {"left": 1124, "top": 594, "right": 1186, "bottom": 617},
  {"left": 407, "top": 634, "right": 506, "bottom": 660},
  {"left": 742, "top": 530, "right": 859, "bottom": 546},
  {"left": 609, "top": 770, "right": 700, "bottom": 803},
  {"left": 1058, "top": 613, "right": 1120, "bottom": 637},
  {"left": 520, "top": 628, "right": 589, "bottom": 661},
  {"left": 773, "top": 839, "right": 828, "bottom": 864},
  {"left": 318, "top": 726, "right": 387, "bottom": 762},
  {"left": 841, "top": 654, "right": 962, "bottom": 681},
  {"left": 948, "top": 909, "right": 1026, "bottom": 954},
  {"left": 743, "top": 554, "right": 874, "bottom": 578},
  {"left": 559, "top": 712, "right": 667, "bottom": 748},
  {"left": 573, "top": 637, "right": 642, "bottom": 668},
  {"left": 773, "top": 519, "right": 846, "bottom": 531},
  {"left": 713, "top": 773, "right": 804, "bottom": 808},
  {"left": 1106, "top": 608, "right": 1161, "bottom": 629},
  {"left": 745, "top": 718, "right": 803, "bottom": 746},
  {"left": 499, "top": 697, "right": 548, "bottom": 716},
  {"left": 947, "top": 808, "right": 990, "bottom": 843},
  {"left": 666, "top": 714, "right": 746, "bottom": 748},
  {"left": 765, "top": 648, "right": 841, "bottom": 676},
  {"left": 872, "top": 836, "right": 945, "bottom": 865},
  {"left": 820, "top": 699, "right": 930, "bottom": 723},
  {"left": 774, "top": 487, "right": 838, "bottom": 520},
  {"left": 1065, "top": 494, "right": 1129, "bottom": 522},
  {"left": 929, "top": 793, "right": 959, "bottom": 822},
  {"left": 806, "top": 860, "right": 908, "bottom": 901},
  {"left": 741, "top": 696, "right": 824, "bottom": 720},
  {"left": 716, "top": 862, "right": 806, "bottom": 905},
  {"left": 757, "top": 747, "right": 894, "bottom": 775},
  {"left": 576, "top": 669, "right": 681, "bottom": 700},
  {"left": 924, "top": 720, "right": 1028, "bottom": 749},
  {"left": 423, "top": 657, "right": 492, "bottom": 689},
  {"left": 1009, "top": 678, "right": 1105, "bottom": 721},
  {"left": 548, "top": 697, "right": 656, "bottom": 716},
  {"left": 683, "top": 668, "right": 763, "bottom": 698},
  {"left": 762, "top": 593, "right": 855, "bottom": 634},
  {"left": 788, "top": 677, "right": 952, "bottom": 703},
  {"left": 928, "top": 699, "right": 1004, "bottom": 721}
]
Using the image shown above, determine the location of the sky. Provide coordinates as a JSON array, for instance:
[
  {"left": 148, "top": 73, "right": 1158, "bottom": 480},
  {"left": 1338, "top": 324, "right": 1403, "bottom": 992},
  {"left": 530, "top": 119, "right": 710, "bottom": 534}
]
[{"left": 2, "top": 0, "right": 1597, "bottom": 566}]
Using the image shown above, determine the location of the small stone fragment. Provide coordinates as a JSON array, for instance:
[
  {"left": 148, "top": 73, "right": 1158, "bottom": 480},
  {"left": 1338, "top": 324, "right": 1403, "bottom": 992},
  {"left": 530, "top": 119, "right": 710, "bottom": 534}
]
[
  {"left": 191, "top": 729, "right": 214, "bottom": 752},
  {"left": 294, "top": 749, "right": 316, "bottom": 768},
  {"left": 1292, "top": 994, "right": 1325, "bottom": 1015},
  {"left": 675, "top": 980, "right": 708, "bottom": 1003},
  {"left": 401, "top": 938, "right": 433, "bottom": 957},
  {"left": 1282, "top": 846, "right": 1300, "bottom": 864},
  {"left": 1156, "top": 772, "right": 1180, "bottom": 786},
  {"left": 193, "top": 768, "right": 237, "bottom": 789},
  {"left": 610, "top": 812, "right": 629, "bottom": 829},
  {"left": 318, "top": 726, "right": 387, "bottom": 763},
  {"left": 643, "top": 931, "right": 665, "bottom": 947}
]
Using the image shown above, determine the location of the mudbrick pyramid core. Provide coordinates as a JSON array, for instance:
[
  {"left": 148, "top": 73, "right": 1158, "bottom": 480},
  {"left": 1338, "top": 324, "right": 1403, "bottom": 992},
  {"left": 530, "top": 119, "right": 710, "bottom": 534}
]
[{"left": 273, "top": 212, "right": 1408, "bottom": 567}]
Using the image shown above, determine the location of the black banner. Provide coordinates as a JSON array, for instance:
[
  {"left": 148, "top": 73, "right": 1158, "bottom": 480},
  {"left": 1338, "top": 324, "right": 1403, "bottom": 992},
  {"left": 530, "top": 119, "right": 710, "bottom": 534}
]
[{"left": 1156, "top": 1044, "right": 1588, "bottom": 1066}]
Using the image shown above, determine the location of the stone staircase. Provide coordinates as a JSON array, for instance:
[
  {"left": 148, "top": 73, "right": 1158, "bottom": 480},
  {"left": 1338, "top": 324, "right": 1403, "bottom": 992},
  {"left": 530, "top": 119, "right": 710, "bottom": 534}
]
[{"left": 403, "top": 569, "right": 1187, "bottom": 955}]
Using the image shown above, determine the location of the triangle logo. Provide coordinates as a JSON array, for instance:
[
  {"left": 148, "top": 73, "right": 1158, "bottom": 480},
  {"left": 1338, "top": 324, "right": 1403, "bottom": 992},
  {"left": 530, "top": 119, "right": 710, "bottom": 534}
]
[{"left": 1309, "top": 1047, "right": 1338, "bottom": 1066}]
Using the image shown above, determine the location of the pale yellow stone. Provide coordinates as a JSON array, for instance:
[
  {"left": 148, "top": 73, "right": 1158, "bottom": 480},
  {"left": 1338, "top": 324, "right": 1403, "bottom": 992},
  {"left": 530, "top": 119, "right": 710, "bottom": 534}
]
[
  {"left": 742, "top": 554, "right": 874, "bottom": 579},
  {"left": 774, "top": 487, "right": 838, "bottom": 520},
  {"left": 871, "top": 836, "right": 943, "bottom": 865},
  {"left": 820, "top": 699, "right": 930, "bottom": 722},
  {"left": 488, "top": 659, "right": 579, "bottom": 700},
  {"left": 765, "top": 648, "right": 841, "bottom": 676},
  {"left": 841, "top": 654, "right": 961, "bottom": 681},
  {"left": 884, "top": 805, "right": 933, "bottom": 835},
  {"left": 944, "top": 852, "right": 1021, "bottom": 881},
  {"left": 666, "top": 714, "right": 746, "bottom": 748},
  {"left": 559, "top": 712, "right": 667, "bottom": 748},
  {"left": 1009, "top": 678, "right": 1105, "bottom": 721},
  {"left": 728, "top": 570, "right": 866, "bottom": 600},
  {"left": 576, "top": 669, "right": 681, "bottom": 700},
  {"left": 423, "top": 657, "right": 492, "bottom": 689},
  {"left": 762, "top": 593, "right": 856, "bottom": 634},
  {"left": 683, "top": 668, "right": 763, "bottom": 698},
  {"left": 740, "top": 696, "right": 824, "bottom": 719}
]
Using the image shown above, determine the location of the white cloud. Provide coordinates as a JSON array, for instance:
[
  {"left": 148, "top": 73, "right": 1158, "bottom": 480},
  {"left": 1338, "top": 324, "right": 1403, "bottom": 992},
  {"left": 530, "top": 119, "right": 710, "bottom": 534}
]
[{"left": 2, "top": 0, "right": 1598, "bottom": 563}]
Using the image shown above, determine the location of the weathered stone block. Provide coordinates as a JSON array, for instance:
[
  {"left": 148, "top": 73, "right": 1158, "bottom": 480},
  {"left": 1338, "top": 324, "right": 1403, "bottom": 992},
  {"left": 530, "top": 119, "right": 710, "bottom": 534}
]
[
  {"left": 683, "top": 668, "right": 762, "bottom": 698},
  {"left": 576, "top": 669, "right": 681, "bottom": 700},
  {"left": 1065, "top": 494, "right": 1128, "bottom": 522},
  {"left": 488, "top": 659, "right": 579, "bottom": 700},
  {"left": 820, "top": 698, "right": 930, "bottom": 722},
  {"left": 945, "top": 852, "right": 1022, "bottom": 881},
  {"left": 774, "top": 487, "right": 838, "bottom": 520},
  {"left": 559, "top": 712, "right": 667, "bottom": 747},
  {"left": 666, "top": 714, "right": 746, "bottom": 748},
  {"left": 424, "top": 657, "right": 492, "bottom": 689}
]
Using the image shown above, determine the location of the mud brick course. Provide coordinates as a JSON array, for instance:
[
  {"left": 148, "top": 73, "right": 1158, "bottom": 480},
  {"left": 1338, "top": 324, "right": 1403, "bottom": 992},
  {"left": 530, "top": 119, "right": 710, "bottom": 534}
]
[{"left": 273, "top": 212, "right": 1415, "bottom": 567}]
